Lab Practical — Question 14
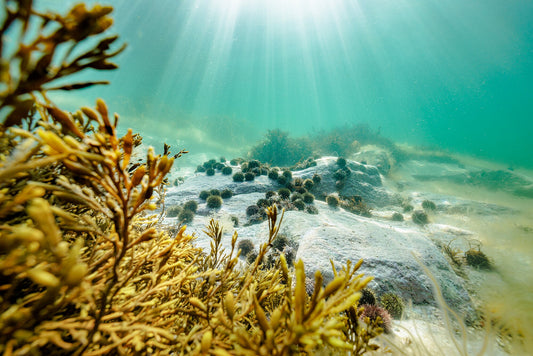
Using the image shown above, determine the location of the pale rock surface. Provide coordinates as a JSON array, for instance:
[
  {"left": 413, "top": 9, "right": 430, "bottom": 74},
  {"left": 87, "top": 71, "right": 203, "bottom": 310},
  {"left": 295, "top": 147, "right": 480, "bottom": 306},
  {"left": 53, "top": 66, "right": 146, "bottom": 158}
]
[
  {"left": 396, "top": 159, "right": 533, "bottom": 198},
  {"left": 351, "top": 145, "right": 395, "bottom": 175},
  {"left": 292, "top": 157, "right": 400, "bottom": 207},
  {"left": 161, "top": 150, "right": 525, "bottom": 355},
  {"left": 166, "top": 157, "right": 400, "bottom": 208},
  {"left": 162, "top": 157, "right": 500, "bottom": 319}
]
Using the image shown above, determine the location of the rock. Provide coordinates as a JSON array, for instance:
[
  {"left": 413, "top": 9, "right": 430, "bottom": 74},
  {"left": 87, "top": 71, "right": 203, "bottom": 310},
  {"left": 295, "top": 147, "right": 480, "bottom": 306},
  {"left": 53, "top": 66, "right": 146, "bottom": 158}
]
[
  {"left": 397, "top": 160, "right": 533, "bottom": 198},
  {"left": 165, "top": 173, "right": 275, "bottom": 208},
  {"left": 166, "top": 157, "right": 399, "bottom": 209},
  {"left": 395, "top": 160, "right": 471, "bottom": 185},
  {"left": 283, "top": 207, "right": 473, "bottom": 317},
  {"left": 163, "top": 157, "right": 479, "bottom": 319},
  {"left": 405, "top": 192, "right": 517, "bottom": 216},
  {"left": 293, "top": 157, "right": 400, "bottom": 207},
  {"left": 165, "top": 197, "right": 473, "bottom": 318},
  {"left": 351, "top": 145, "right": 395, "bottom": 175}
]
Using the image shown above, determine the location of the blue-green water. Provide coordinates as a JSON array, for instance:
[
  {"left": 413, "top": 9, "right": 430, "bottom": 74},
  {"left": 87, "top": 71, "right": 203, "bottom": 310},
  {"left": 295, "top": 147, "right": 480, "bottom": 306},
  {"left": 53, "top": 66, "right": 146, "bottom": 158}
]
[
  {"left": 44, "top": 0, "right": 533, "bottom": 167},
  {"left": 5, "top": 2, "right": 533, "bottom": 351}
]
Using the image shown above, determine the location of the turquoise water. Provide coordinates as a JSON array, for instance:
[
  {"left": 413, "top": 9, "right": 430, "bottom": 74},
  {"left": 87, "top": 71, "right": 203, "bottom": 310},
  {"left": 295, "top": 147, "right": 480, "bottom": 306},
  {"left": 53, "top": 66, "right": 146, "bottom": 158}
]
[
  {"left": 6, "top": 2, "right": 533, "bottom": 352},
  {"left": 44, "top": 0, "right": 533, "bottom": 167}
]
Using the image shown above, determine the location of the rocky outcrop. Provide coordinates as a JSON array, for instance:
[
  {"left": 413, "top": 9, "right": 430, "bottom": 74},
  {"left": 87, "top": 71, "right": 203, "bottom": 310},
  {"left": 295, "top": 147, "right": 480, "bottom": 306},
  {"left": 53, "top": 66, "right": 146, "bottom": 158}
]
[
  {"left": 281, "top": 207, "right": 473, "bottom": 317},
  {"left": 167, "top": 157, "right": 400, "bottom": 208},
  {"left": 351, "top": 145, "right": 395, "bottom": 175},
  {"left": 293, "top": 157, "right": 400, "bottom": 207},
  {"left": 163, "top": 157, "right": 485, "bottom": 318},
  {"left": 396, "top": 160, "right": 533, "bottom": 198}
]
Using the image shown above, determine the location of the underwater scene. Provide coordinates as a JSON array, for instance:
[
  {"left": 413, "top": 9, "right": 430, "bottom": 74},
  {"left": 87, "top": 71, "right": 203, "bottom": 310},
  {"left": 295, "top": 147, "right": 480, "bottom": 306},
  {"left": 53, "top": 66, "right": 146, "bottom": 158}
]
[{"left": 1, "top": 0, "right": 533, "bottom": 354}]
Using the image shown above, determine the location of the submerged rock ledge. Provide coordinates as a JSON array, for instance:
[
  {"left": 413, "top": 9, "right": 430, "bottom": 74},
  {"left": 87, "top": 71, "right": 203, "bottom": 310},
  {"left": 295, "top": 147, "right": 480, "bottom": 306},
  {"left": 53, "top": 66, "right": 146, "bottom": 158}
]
[{"left": 164, "top": 156, "right": 511, "bottom": 320}]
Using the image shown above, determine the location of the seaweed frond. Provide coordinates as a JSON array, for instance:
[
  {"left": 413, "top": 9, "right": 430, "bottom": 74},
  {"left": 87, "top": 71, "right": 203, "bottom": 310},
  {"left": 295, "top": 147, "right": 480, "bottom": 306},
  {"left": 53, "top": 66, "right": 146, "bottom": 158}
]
[{"left": 1, "top": 1, "right": 125, "bottom": 129}]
